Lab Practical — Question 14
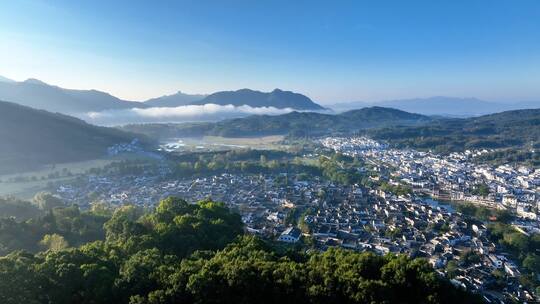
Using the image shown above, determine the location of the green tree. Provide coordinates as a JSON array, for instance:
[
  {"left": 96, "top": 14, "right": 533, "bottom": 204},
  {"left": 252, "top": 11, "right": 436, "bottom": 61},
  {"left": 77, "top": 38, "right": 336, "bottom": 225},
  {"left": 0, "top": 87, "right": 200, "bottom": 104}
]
[
  {"left": 0, "top": 252, "right": 42, "bottom": 304},
  {"left": 39, "top": 234, "right": 69, "bottom": 252},
  {"left": 445, "top": 260, "right": 459, "bottom": 278},
  {"left": 523, "top": 254, "right": 540, "bottom": 274}
]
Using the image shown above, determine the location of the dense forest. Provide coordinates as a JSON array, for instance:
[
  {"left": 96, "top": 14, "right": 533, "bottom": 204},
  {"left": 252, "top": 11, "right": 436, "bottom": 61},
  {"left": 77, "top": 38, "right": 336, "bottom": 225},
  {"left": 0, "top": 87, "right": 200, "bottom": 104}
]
[{"left": 0, "top": 196, "right": 482, "bottom": 304}]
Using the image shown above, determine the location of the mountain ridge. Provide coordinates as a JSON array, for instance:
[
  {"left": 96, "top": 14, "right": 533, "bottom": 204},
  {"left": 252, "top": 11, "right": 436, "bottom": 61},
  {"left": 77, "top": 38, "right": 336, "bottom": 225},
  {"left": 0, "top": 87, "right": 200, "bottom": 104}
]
[
  {"left": 191, "top": 88, "right": 325, "bottom": 110},
  {"left": 2, "top": 75, "right": 538, "bottom": 117},
  {"left": 0, "top": 76, "right": 325, "bottom": 113}
]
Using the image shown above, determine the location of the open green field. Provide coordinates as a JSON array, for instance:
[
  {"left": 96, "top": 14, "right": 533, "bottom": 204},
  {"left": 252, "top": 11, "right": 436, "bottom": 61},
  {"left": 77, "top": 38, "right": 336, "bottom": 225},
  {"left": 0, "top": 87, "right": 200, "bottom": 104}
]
[
  {"left": 203, "top": 135, "right": 286, "bottom": 149},
  {"left": 161, "top": 135, "right": 288, "bottom": 152},
  {"left": 0, "top": 152, "right": 167, "bottom": 199},
  {"left": 0, "top": 158, "right": 116, "bottom": 199}
]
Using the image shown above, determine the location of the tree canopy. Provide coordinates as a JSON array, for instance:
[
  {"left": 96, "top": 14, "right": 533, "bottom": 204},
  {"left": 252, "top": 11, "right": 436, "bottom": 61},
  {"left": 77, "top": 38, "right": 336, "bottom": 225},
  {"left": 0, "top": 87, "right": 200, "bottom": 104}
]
[{"left": 0, "top": 197, "right": 481, "bottom": 304}]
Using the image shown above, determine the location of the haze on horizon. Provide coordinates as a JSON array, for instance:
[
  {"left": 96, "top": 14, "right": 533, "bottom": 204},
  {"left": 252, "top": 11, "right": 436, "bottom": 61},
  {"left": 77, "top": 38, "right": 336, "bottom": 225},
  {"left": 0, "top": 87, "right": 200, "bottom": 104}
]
[{"left": 1, "top": 0, "right": 539, "bottom": 104}]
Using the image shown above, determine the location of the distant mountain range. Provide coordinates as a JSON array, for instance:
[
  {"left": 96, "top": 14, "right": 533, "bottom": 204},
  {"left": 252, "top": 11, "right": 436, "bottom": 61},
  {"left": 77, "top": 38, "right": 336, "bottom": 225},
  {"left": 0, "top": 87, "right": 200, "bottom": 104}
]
[
  {"left": 2, "top": 75, "right": 539, "bottom": 120},
  {"left": 122, "top": 106, "right": 431, "bottom": 139},
  {"left": 0, "top": 78, "right": 143, "bottom": 114},
  {"left": 143, "top": 88, "right": 324, "bottom": 110},
  {"left": 0, "top": 100, "right": 143, "bottom": 174},
  {"left": 331, "top": 96, "right": 540, "bottom": 117},
  {"left": 190, "top": 88, "right": 325, "bottom": 110},
  {"left": 0, "top": 76, "right": 325, "bottom": 114}
]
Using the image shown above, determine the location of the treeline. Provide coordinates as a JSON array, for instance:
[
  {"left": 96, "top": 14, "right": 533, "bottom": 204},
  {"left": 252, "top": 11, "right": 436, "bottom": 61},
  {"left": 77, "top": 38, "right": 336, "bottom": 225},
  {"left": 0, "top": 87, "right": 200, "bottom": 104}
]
[
  {"left": 169, "top": 149, "right": 377, "bottom": 188},
  {"left": 171, "top": 157, "right": 321, "bottom": 181},
  {"left": 170, "top": 150, "right": 407, "bottom": 196},
  {"left": 0, "top": 197, "right": 481, "bottom": 304},
  {"left": 475, "top": 149, "right": 540, "bottom": 167},
  {"left": 170, "top": 149, "right": 317, "bottom": 180}
]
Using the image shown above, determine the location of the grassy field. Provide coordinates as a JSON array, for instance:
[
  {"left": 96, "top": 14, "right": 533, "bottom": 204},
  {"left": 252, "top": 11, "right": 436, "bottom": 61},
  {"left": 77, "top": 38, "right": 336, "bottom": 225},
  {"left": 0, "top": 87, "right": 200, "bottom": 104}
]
[
  {"left": 162, "top": 135, "right": 288, "bottom": 152},
  {"left": 0, "top": 158, "right": 116, "bottom": 199},
  {"left": 203, "top": 135, "right": 286, "bottom": 149}
]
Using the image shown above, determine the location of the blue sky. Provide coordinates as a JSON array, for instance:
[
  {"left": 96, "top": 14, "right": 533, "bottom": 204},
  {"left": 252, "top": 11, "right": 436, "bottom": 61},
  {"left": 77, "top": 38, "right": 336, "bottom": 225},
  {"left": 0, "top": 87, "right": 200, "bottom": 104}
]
[{"left": 0, "top": 0, "right": 539, "bottom": 103}]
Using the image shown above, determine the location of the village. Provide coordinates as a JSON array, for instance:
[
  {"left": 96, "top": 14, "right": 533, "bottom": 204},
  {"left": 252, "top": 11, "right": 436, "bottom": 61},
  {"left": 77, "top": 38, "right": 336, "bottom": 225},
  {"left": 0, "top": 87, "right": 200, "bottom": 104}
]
[
  {"left": 50, "top": 136, "right": 540, "bottom": 302},
  {"left": 321, "top": 137, "right": 540, "bottom": 222}
]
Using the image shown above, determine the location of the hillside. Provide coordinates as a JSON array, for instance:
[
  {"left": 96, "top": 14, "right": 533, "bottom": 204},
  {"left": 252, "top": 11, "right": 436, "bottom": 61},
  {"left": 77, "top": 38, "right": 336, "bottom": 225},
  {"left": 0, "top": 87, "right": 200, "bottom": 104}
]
[
  {"left": 366, "top": 108, "right": 540, "bottom": 153},
  {"left": 123, "top": 107, "right": 431, "bottom": 139},
  {"left": 191, "top": 88, "right": 325, "bottom": 110},
  {"left": 0, "top": 75, "right": 14, "bottom": 83},
  {"left": 0, "top": 78, "right": 144, "bottom": 114},
  {"left": 0, "top": 101, "right": 142, "bottom": 174},
  {"left": 144, "top": 91, "right": 207, "bottom": 107}
]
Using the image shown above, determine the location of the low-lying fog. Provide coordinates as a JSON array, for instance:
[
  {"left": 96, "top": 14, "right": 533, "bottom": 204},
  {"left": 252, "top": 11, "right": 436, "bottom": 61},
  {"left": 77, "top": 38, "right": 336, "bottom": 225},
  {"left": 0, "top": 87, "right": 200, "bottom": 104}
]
[{"left": 77, "top": 104, "right": 301, "bottom": 126}]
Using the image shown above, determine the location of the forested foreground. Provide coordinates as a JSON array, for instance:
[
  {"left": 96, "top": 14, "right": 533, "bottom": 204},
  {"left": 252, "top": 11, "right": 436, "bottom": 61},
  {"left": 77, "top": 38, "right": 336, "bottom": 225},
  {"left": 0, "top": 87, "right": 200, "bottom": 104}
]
[{"left": 0, "top": 197, "right": 482, "bottom": 304}]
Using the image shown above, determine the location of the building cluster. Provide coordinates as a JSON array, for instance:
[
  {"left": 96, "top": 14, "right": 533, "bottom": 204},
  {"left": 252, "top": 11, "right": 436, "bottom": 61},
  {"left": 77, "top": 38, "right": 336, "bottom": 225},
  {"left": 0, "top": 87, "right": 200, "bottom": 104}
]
[
  {"left": 321, "top": 137, "right": 540, "bottom": 221},
  {"left": 55, "top": 169, "right": 536, "bottom": 302},
  {"left": 306, "top": 187, "right": 537, "bottom": 301},
  {"left": 56, "top": 170, "right": 352, "bottom": 236},
  {"left": 107, "top": 138, "right": 144, "bottom": 156}
]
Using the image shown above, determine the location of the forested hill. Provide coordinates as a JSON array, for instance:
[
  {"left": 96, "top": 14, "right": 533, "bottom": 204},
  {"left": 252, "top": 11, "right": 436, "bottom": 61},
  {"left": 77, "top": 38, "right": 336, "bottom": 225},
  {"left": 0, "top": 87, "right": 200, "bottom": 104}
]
[
  {"left": 122, "top": 107, "right": 432, "bottom": 139},
  {"left": 211, "top": 106, "right": 430, "bottom": 137},
  {"left": 366, "top": 108, "right": 540, "bottom": 153},
  {"left": 0, "top": 101, "right": 141, "bottom": 174},
  {"left": 0, "top": 197, "right": 482, "bottom": 304}
]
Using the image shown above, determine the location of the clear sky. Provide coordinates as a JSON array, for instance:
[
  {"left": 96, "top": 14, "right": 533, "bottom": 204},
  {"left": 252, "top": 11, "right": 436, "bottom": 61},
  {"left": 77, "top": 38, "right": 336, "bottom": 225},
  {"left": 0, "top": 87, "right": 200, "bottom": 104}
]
[{"left": 1, "top": 0, "right": 539, "bottom": 103}]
